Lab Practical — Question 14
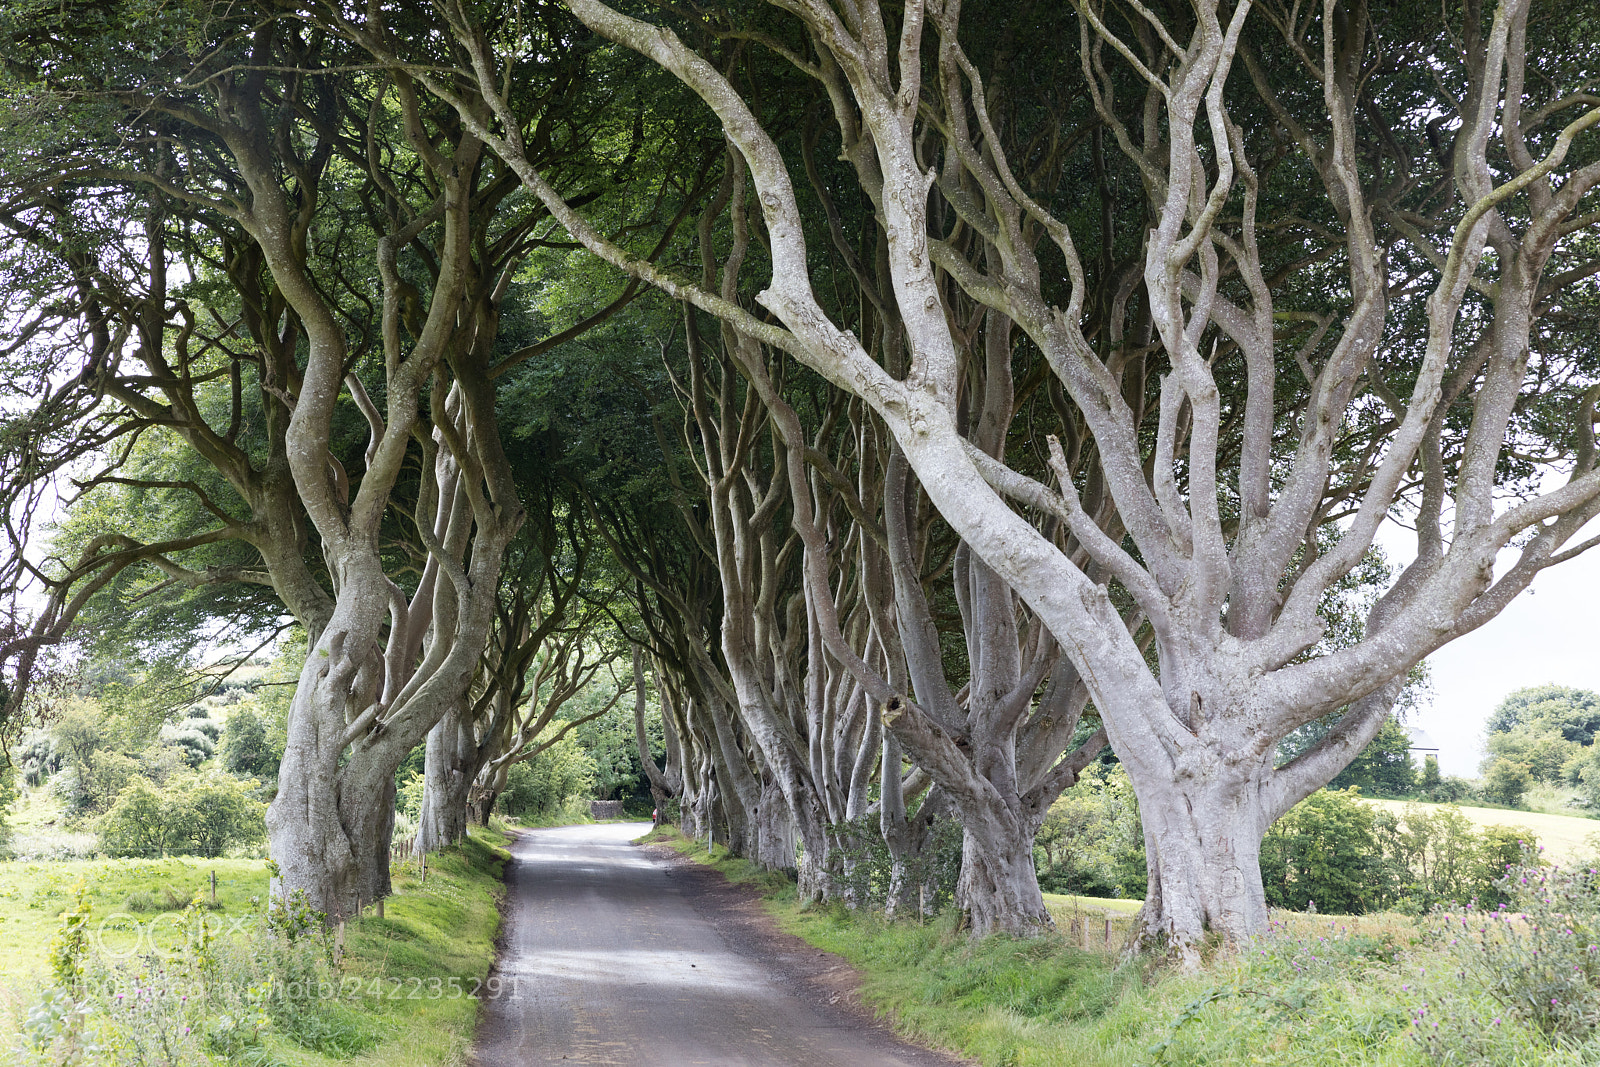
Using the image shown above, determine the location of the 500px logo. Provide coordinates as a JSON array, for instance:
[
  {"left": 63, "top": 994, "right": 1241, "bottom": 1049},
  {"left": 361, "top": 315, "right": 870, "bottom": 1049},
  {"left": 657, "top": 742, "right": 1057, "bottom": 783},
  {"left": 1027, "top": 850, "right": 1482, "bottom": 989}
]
[{"left": 90, "top": 911, "right": 257, "bottom": 959}]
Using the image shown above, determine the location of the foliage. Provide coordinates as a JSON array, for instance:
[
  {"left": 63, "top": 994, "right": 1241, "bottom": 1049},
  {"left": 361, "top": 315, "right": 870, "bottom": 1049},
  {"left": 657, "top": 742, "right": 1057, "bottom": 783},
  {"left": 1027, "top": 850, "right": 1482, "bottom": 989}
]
[
  {"left": 498, "top": 725, "right": 597, "bottom": 819},
  {"left": 832, "top": 813, "right": 963, "bottom": 914},
  {"left": 220, "top": 705, "right": 279, "bottom": 778},
  {"left": 397, "top": 770, "right": 427, "bottom": 821},
  {"left": 1419, "top": 755, "right": 1441, "bottom": 795},
  {"left": 97, "top": 773, "right": 265, "bottom": 858},
  {"left": 572, "top": 699, "right": 648, "bottom": 806},
  {"left": 45, "top": 876, "right": 92, "bottom": 987},
  {"left": 15, "top": 729, "right": 61, "bottom": 786},
  {"left": 95, "top": 778, "right": 173, "bottom": 858},
  {"left": 1488, "top": 686, "right": 1600, "bottom": 743},
  {"left": 1035, "top": 764, "right": 1148, "bottom": 898},
  {"left": 1484, "top": 759, "right": 1535, "bottom": 808},
  {"left": 1328, "top": 717, "right": 1417, "bottom": 797},
  {"left": 1262, "top": 788, "right": 1393, "bottom": 914},
  {"left": 0, "top": 761, "right": 15, "bottom": 857},
  {"left": 1263, "top": 792, "right": 1540, "bottom": 914},
  {"left": 1423, "top": 850, "right": 1600, "bottom": 1053}
]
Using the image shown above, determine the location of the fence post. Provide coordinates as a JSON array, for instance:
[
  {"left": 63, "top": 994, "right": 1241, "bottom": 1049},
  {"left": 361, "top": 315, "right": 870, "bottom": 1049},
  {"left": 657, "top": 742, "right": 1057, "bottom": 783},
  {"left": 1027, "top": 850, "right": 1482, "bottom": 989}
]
[
  {"left": 1104, "top": 918, "right": 1112, "bottom": 948},
  {"left": 209, "top": 871, "right": 217, "bottom": 907}
]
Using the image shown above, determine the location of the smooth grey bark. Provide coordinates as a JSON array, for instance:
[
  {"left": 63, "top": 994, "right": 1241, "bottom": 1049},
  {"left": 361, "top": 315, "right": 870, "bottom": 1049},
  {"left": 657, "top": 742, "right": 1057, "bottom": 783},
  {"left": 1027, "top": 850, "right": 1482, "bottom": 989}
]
[
  {"left": 633, "top": 645, "right": 683, "bottom": 820},
  {"left": 381, "top": 0, "right": 1600, "bottom": 961},
  {"left": 415, "top": 701, "right": 475, "bottom": 852}
]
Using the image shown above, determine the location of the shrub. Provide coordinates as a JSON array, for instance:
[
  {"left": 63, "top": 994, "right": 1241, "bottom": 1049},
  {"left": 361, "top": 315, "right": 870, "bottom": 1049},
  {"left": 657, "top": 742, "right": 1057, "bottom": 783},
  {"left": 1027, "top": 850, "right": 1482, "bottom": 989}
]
[
  {"left": 398, "top": 770, "right": 427, "bottom": 820},
  {"left": 97, "top": 773, "right": 266, "bottom": 858},
  {"left": 1262, "top": 787, "right": 1394, "bottom": 914},
  {"left": 96, "top": 778, "right": 175, "bottom": 857},
  {"left": 162, "top": 717, "right": 218, "bottom": 768},
  {"left": 1482, "top": 758, "right": 1532, "bottom": 807},
  {"left": 181, "top": 773, "right": 267, "bottom": 857},
  {"left": 1420, "top": 754, "right": 1441, "bottom": 794},
  {"left": 1424, "top": 850, "right": 1600, "bottom": 1049},
  {"left": 498, "top": 727, "right": 597, "bottom": 818},
  {"left": 221, "top": 706, "right": 279, "bottom": 777},
  {"left": 1259, "top": 794, "right": 1538, "bottom": 914},
  {"left": 55, "top": 749, "right": 139, "bottom": 819},
  {"left": 1429, "top": 774, "right": 1475, "bottom": 803},
  {"left": 1035, "top": 763, "right": 1146, "bottom": 897}
]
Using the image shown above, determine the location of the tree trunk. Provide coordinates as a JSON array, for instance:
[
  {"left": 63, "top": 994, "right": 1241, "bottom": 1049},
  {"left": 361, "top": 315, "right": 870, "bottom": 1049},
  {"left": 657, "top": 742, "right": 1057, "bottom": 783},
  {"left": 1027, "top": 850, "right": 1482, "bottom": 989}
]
[
  {"left": 956, "top": 801, "right": 1052, "bottom": 938},
  {"left": 268, "top": 748, "right": 396, "bottom": 921},
  {"left": 755, "top": 773, "right": 797, "bottom": 873},
  {"left": 1131, "top": 766, "right": 1270, "bottom": 964},
  {"left": 471, "top": 758, "right": 511, "bottom": 825},
  {"left": 415, "top": 702, "right": 475, "bottom": 853}
]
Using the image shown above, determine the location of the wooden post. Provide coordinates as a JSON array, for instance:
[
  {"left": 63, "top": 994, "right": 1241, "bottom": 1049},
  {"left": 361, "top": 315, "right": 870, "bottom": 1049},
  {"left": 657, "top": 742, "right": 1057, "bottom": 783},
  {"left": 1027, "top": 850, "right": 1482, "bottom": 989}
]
[
  {"left": 209, "top": 871, "right": 217, "bottom": 907},
  {"left": 376, "top": 897, "right": 385, "bottom": 919},
  {"left": 1104, "top": 919, "right": 1112, "bottom": 949},
  {"left": 420, "top": 851, "right": 426, "bottom": 884},
  {"left": 335, "top": 920, "right": 345, "bottom": 962}
]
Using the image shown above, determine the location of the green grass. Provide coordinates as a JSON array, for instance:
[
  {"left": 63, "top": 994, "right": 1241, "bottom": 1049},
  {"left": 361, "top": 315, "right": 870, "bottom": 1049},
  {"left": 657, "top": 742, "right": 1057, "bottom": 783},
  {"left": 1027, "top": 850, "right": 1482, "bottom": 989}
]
[
  {"left": 1359, "top": 797, "right": 1600, "bottom": 863},
  {"left": 645, "top": 826, "right": 1587, "bottom": 1066},
  {"left": 261, "top": 825, "right": 510, "bottom": 1067},
  {"left": 0, "top": 825, "right": 510, "bottom": 1066}
]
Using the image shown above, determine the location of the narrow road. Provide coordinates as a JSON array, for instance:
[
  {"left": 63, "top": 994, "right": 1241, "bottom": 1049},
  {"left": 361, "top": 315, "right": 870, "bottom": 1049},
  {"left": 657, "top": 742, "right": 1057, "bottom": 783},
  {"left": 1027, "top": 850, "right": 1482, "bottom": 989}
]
[{"left": 470, "top": 823, "right": 967, "bottom": 1067}]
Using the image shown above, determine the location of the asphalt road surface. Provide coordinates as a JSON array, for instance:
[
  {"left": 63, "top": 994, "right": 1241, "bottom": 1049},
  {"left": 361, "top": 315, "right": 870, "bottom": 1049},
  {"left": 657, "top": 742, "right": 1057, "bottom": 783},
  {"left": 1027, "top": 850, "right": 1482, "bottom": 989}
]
[{"left": 470, "top": 823, "right": 968, "bottom": 1067}]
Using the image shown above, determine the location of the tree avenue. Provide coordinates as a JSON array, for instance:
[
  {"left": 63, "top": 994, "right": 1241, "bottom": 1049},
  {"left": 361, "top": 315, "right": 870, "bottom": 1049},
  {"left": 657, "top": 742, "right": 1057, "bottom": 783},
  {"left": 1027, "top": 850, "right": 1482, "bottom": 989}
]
[
  {"left": 1, "top": 0, "right": 1598, "bottom": 965},
  {"left": 342, "top": 0, "right": 1600, "bottom": 958}
]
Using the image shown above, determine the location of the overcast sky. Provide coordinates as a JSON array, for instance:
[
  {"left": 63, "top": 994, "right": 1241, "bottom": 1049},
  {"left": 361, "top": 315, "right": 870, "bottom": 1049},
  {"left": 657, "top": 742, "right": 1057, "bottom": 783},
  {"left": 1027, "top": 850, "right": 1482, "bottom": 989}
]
[{"left": 1378, "top": 517, "right": 1600, "bottom": 777}]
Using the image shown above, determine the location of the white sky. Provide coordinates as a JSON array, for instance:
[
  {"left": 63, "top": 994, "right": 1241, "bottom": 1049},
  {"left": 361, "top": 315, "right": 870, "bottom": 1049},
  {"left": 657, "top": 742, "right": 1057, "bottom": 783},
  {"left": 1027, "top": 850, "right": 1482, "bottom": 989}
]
[{"left": 1377, "top": 516, "right": 1600, "bottom": 777}]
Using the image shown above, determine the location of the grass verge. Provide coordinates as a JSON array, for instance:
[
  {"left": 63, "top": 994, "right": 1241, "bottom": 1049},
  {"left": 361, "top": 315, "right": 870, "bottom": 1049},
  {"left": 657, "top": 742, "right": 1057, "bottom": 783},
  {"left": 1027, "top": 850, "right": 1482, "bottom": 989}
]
[
  {"left": 643, "top": 825, "right": 1591, "bottom": 1066},
  {"left": 2, "top": 824, "right": 510, "bottom": 1066}
]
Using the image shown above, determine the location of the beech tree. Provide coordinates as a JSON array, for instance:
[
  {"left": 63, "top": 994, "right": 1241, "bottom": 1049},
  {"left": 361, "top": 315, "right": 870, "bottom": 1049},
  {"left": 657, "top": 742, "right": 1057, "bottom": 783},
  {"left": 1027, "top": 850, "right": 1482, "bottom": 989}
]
[
  {"left": 0, "top": 0, "right": 680, "bottom": 917},
  {"left": 344, "top": 0, "right": 1600, "bottom": 956}
]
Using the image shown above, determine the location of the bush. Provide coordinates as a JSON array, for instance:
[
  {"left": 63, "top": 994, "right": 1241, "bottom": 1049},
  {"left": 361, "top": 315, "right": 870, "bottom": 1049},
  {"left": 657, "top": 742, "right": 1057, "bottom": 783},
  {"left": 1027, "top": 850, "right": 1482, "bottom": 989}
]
[
  {"left": 182, "top": 773, "right": 268, "bottom": 856},
  {"left": 1262, "top": 787, "right": 1394, "bottom": 914},
  {"left": 96, "top": 778, "right": 174, "bottom": 857},
  {"left": 1259, "top": 793, "right": 1538, "bottom": 914},
  {"left": 498, "top": 727, "right": 597, "bottom": 818},
  {"left": 1035, "top": 763, "right": 1146, "bottom": 897},
  {"left": 221, "top": 706, "right": 280, "bottom": 777},
  {"left": 1428, "top": 774, "right": 1475, "bottom": 803},
  {"left": 1424, "top": 848, "right": 1600, "bottom": 1051},
  {"left": 97, "top": 773, "right": 266, "bottom": 858},
  {"left": 1420, "top": 754, "right": 1441, "bottom": 793},
  {"left": 1328, "top": 715, "right": 1417, "bottom": 796},
  {"left": 1481, "top": 758, "right": 1532, "bottom": 807},
  {"left": 55, "top": 750, "right": 140, "bottom": 819},
  {"left": 162, "top": 713, "right": 220, "bottom": 768}
]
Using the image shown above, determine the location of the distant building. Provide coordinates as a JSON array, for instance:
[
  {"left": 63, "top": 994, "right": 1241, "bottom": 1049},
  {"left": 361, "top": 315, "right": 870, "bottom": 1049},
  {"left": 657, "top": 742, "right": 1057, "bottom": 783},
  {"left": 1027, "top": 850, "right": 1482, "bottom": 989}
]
[{"left": 1406, "top": 727, "right": 1440, "bottom": 767}]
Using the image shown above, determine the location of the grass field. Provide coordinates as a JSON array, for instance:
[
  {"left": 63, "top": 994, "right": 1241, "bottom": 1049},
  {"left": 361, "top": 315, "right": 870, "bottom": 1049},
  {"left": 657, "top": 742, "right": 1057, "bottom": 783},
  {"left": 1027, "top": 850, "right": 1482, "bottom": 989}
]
[
  {"left": 647, "top": 825, "right": 1590, "bottom": 1066},
  {"left": 0, "top": 825, "right": 510, "bottom": 1066},
  {"left": 1359, "top": 796, "right": 1600, "bottom": 862}
]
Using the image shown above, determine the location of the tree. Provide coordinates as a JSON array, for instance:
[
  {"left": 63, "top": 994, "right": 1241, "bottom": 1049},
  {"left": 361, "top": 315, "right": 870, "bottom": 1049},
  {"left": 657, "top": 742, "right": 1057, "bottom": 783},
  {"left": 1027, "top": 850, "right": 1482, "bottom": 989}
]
[
  {"left": 1421, "top": 754, "right": 1442, "bottom": 795},
  {"left": 1329, "top": 717, "right": 1416, "bottom": 797},
  {"left": 222, "top": 708, "right": 280, "bottom": 778},
  {"left": 0, "top": 0, "right": 665, "bottom": 918},
  {"left": 383, "top": 0, "right": 1600, "bottom": 957},
  {"left": 1482, "top": 760, "right": 1532, "bottom": 808},
  {"left": 97, "top": 779, "right": 176, "bottom": 857},
  {"left": 1486, "top": 685, "right": 1600, "bottom": 743},
  {"left": 177, "top": 773, "right": 267, "bottom": 857}
]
